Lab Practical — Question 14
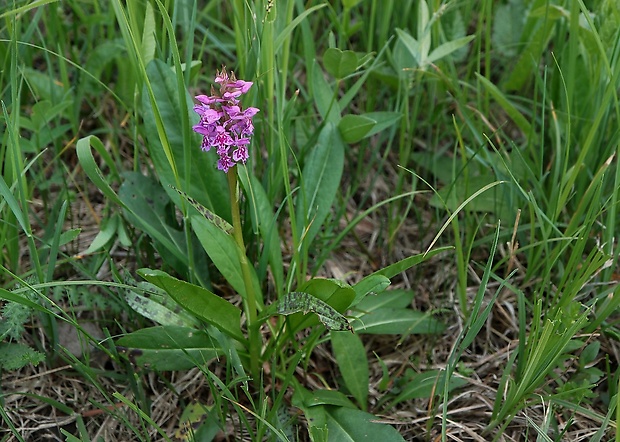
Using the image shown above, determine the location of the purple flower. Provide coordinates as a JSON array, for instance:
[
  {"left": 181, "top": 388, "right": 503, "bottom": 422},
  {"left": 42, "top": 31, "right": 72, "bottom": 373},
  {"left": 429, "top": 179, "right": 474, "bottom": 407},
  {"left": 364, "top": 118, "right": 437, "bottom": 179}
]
[
  {"left": 192, "top": 67, "right": 259, "bottom": 172},
  {"left": 228, "top": 80, "right": 253, "bottom": 94},
  {"left": 217, "top": 154, "right": 235, "bottom": 172},
  {"left": 195, "top": 94, "right": 217, "bottom": 105},
  {"left": 232, "top": 145, "right": 249, "bottom": 163}
]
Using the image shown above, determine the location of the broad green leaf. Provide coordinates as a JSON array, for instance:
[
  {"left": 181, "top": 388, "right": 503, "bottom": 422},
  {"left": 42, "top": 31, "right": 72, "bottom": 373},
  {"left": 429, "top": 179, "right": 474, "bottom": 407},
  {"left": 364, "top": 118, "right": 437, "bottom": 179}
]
[
  {"left": 372, "top": 247, "right": 451, "bottom": 279},
  {"left": 338, "top": 46, "right": 389, "bottom": 110},
  {"left": 141, "top": 1, "right": 156, "bottom": 65},
  {"left": 351, "top": 274, "right": 391, "bottom": 306},
  {"left": 338, "top": 115, "right": 375, "bottom": 143},
  {"left": 274, "top": 401, "right": 296, "bottom": 442},
  {"left": 291, "top": 385, "right": 329, "bottom": 442},
  {"left": 56, "top": 228, "right": 81, "bottom": 247},
  {"left": 427, "top": 35, "right": 475, "bottom": 64},
  {"left": 296, "top": 386, "right": 357, "bottom": 409},
  {"left": 29, "top": 100, "right": 71, "bottom": 130},
  {"left": 442, "top": 8, "right": 469, "bottom": 62},
  {"left": 190, "top": 215, "right": 262, "bottom": 306},
  {"left": 138, "top": 269, "right": 244, "bottom": 341},
  {"left": 331, "top": 331, "right": 368, "bottom": 409},
  {"left": 289, "top": 278, "right": 356, "bottom": 331},
  {"left": 323, "top": 48, "right": 358, "bottom": 79},
  {"left": 580, "top": 341, "right": 600, "bottom": 367},
  {"left": 355, "top": 289, "right": 414, "bottom": 312},
  {"left": 119, "top": 172, "right": 175, "bottom": 224},
  {"left": 312, "top": 60, "right": 341, "bottom": 123},
  {"left": 84, "top": 40, "right": 129, "bottom": 91},
  {"left": 325, "top": 406, "right": 405, "bottom": 441},
  {"left": 124, "top": 285, "right": 199, "bottom": 328},
  {"left": 529, "top": 4, "right": 567, "bottom": 20},
  {"left": 296, "top": 123, "right": 345, "bottom": 247},
  {"left": 277, "top": 292, "right": 352, "bottom": 332},
  {"left": 178, "top": 60, "right": 202, "bottom": 81},
  {"left": 362, "top": 112, "right": 402, "bottom": 138},
  {"left": 394, "top": 28, "right": 422, "bottom": 68},
  {"left": 116, "top": 325, "right": 220, "bottom": 371},
  {"left": 352, "top": 308, "right": 445, "bottom": 335},
  {"left": 390, "top": 369, "right": 468, "bottom": 406},
  {"left": 21, "top": 67, "right": 67, "bottom": 102},
  {"left": 300, "top": 278, "right": 356, "bottom": 311}
]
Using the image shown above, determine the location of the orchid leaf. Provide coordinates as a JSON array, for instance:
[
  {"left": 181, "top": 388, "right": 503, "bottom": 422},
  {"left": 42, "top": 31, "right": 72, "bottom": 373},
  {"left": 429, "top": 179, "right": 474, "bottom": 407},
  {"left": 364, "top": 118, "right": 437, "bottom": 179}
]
[
  {"left": 277, "top": 292, "right": 353, "bottom": 332},
  {"left": 170, "top": 185, "right": 233, "bottom": 234}
]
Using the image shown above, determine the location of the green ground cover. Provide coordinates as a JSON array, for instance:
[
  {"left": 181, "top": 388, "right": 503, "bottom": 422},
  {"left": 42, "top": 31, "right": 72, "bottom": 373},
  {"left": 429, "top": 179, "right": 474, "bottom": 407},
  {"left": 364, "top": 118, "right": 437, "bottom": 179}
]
[{"left": 1, "top": 0, "right": 620, "bottom": 440}]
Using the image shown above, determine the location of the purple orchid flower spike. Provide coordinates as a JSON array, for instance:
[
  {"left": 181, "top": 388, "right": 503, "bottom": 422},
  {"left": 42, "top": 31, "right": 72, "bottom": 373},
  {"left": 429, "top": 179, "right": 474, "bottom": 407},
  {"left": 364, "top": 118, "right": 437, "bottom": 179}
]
[{"left": 192, "top": 67, "right": 259, "bottom": 173}]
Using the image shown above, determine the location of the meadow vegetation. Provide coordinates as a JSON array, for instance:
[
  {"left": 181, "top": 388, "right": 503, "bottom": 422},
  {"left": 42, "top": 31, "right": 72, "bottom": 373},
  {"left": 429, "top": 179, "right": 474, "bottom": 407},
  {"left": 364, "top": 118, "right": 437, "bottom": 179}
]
[{"left": 1, "top": 0, "right": 620, "bottom": 441}]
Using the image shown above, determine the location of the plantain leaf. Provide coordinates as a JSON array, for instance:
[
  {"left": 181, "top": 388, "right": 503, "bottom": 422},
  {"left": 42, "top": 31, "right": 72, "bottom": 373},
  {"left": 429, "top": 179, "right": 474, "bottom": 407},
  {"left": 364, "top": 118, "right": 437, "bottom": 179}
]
[
  {"left": 390, "top": 369, "right": 468, "bottom": 406},
  {"left": 355, "top": 289, "right": 414, "bottom": 312},
  {"left": 351, "top": 274, "right": 391, "bottom": 307},
  {"left": 296, "top": 123, "right": 345, "bottom": 248},
  {"left": 291, "top": 384, "right": 329, "bottom": 442},
  {"left": 331, "top": 331, "right": 369, "bottom": 409},
  {"left": 325, "top": 406, "right": 405, "bottom": 441},
  {"left": 312, "top": 60, "right": 341, "bottom": 123}
]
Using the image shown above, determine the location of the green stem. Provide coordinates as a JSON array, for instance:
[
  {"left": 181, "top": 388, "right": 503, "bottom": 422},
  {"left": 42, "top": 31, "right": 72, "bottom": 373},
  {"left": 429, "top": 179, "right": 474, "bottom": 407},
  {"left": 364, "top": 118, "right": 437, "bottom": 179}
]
[{"left": 227, "top": 166, "right": 261, "bottom": 382}]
